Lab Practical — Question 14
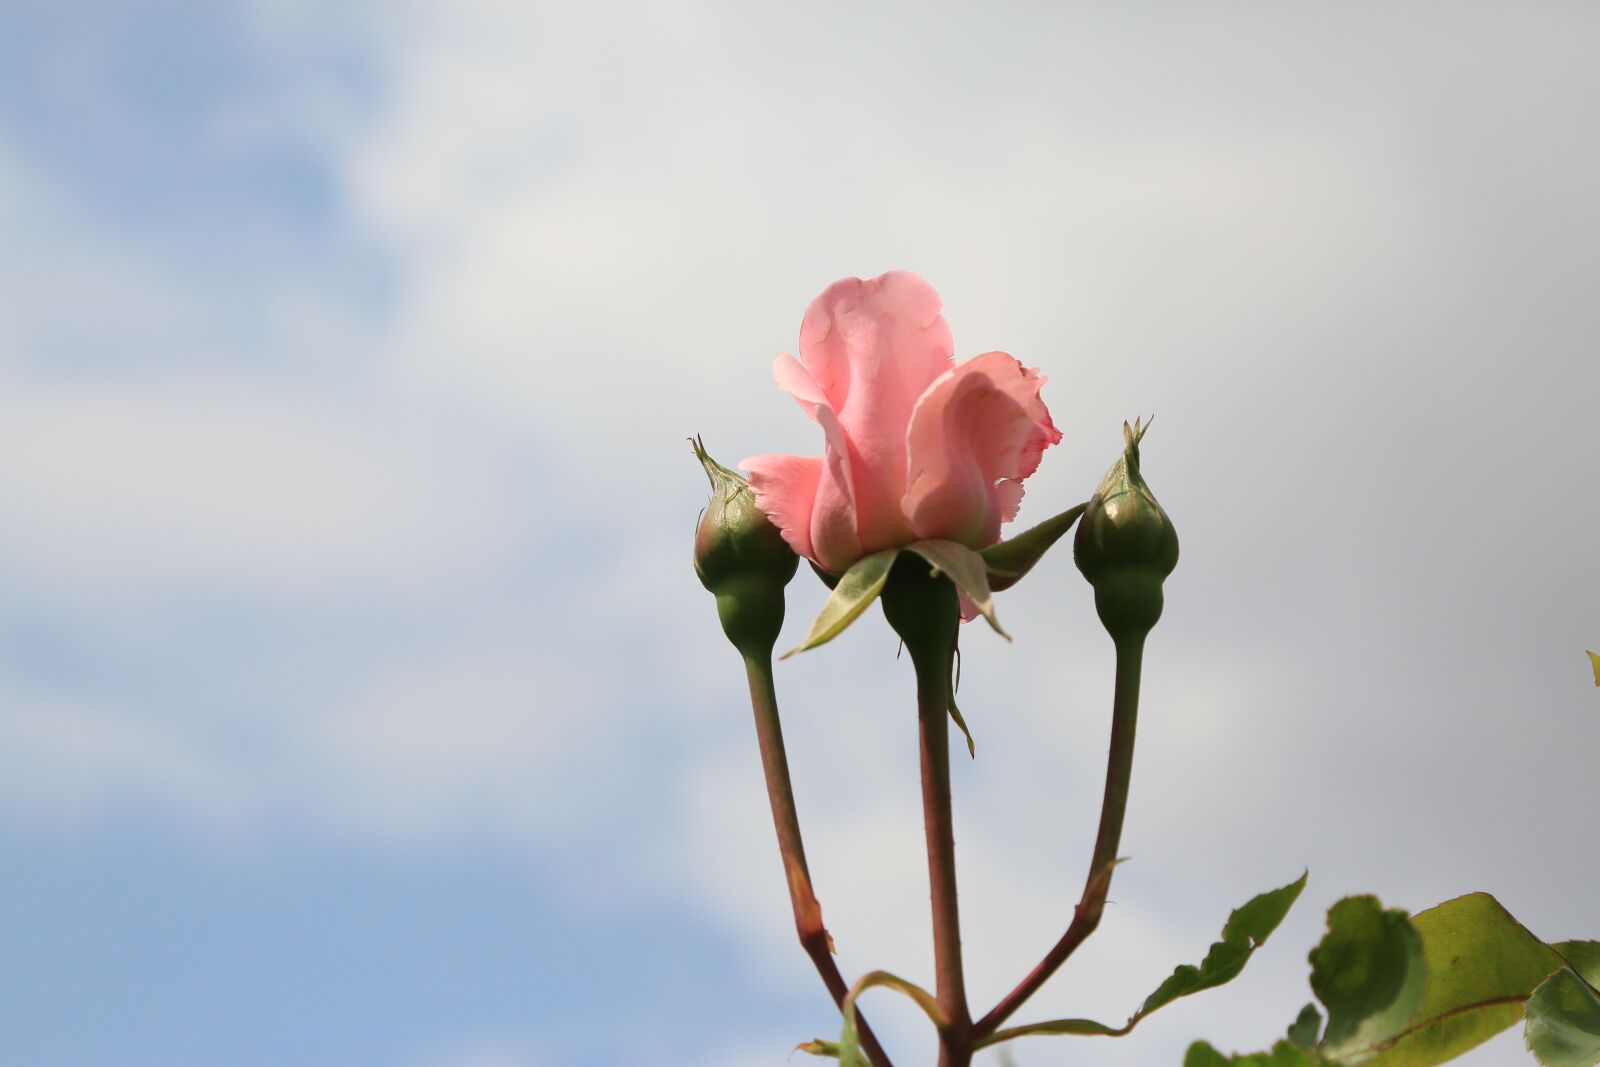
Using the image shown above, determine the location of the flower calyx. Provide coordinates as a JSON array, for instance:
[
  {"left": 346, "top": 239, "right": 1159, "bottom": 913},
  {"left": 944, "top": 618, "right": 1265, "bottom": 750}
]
[
  {"left": 1074, "top": 418, "right": 1180, "bottom": 643},
  {"left": 692, "top": 435, "right": 799, "bottom": 658}
]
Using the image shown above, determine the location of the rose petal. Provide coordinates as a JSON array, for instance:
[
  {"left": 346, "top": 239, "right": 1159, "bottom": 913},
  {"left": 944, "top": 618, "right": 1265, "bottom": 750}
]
[
  {"left": 794, "top": 272, "right": 954, "bottom": 554},
  {"left": 902, "top": 351, "right": 1062, "bottom": 548},
  {"left": 958, "top": 592, "right": 981, "bottom": 622},
  {"left": 772, "top": 352, "right": 830, "bottom": 421},
  {"left": 741, "top": 452, "right": 824, "bottom": 563},
  {"left": 995, "top": 478, "right": 1026, "bottom": 525},
  {"left": 808, "top": 405, "right": 865, "bottom": 572}
]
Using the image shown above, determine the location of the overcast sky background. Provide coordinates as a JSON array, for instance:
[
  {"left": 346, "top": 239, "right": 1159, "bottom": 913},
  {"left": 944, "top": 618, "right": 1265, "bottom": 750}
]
[{"left": 1, "top": 3, "right": 1597, "bottom": 1066}]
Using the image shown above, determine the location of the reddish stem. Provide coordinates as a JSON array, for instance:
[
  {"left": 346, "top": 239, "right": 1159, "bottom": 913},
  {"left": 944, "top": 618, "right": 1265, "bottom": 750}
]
[
  {"left": 975, "top": 633, "right": 1145, "bottom": 1038},
  {"left": 744, "top": 655, "right": 894, "bottom": 1067},
  {"left": 913, "top": 640, "right": 973, "bottom": 1067}
]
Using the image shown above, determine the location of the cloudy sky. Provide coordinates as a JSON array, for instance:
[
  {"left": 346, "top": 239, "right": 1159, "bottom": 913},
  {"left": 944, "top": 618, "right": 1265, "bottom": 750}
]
[{"left": 1, "top": 3, "right": 1596, "bottom": 1065}]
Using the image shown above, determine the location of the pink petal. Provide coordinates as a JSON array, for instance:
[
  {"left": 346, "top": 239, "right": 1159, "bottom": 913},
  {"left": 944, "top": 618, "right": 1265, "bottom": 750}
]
[
  {"left": 808, "top": 405, "right": 865, "bottom": 573},
  {"left": 996, "top": 479, "right": 1026, "bottom": 525},
  {"left": 794, "top": 272, "right": 953, "bottom": 554},
  {"left": 772, "top": 352, "right": 830, "bottom": 422},
  {"left": 958, "top": 592, "right": 982, "bottom": 623},
  {"left": 741, "top": 452, "right": 824, "bottom": 563},
  {"left": 740, "top": 406, "right": 865, "bottom": 573},
  {"left": 902, "top": 351, "right": 1062, "bottom": 548}
]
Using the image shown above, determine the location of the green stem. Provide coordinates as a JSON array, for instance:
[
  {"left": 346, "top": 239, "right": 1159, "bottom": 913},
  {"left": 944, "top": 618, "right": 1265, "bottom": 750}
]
[
  {"left": 880, "top": 557, "right": 971, "bottom": 1067},
  {"left": 910, "top": 639, "right": 973, "bottom": 1067},
  {"left": 1089, "top": 633, "right": 1144, "bottom": 878},
  {"left": 974, "top": 632, "right": 1146, "bottom": 1038},
  {"left": 743, "top": 654, "right": 895, "bottom": 1067}
]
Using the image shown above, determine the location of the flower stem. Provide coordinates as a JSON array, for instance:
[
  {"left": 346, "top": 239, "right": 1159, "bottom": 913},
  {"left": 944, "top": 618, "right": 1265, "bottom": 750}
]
[
  {"left": 743, "top": 654, "right": 894, "bottom": 1067},
  {"left": 911, "top": 639, "right": 974, "bottom": 1067},
  {"left": 880, "top": 557, "right": 971, "bottom": 1067},
  {"left": 974, "top": 632, "right": 1146, "bottom": 1038}
]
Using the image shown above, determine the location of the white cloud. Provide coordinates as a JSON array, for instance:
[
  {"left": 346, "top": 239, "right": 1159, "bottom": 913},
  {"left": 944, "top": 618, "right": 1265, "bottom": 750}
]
[
  {"left": 2, "top": 6, "right": 1598, "bottom": 1063},
  {"left": 289, "top": 632, "right": 637, "bottom": 846},
  {"left": 0, "top": 689, "right": 251, "bottom": 828},
  {"left": 0, "top": 125, "right": 531, "bottom": 613},
  {"left": 0, "top": 379, "right": 529, "bottom": 609}
]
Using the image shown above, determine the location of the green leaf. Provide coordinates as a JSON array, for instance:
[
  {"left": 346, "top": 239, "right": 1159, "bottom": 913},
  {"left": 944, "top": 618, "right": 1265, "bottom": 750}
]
[
  {"left": 795, "top": 1038, "right": 843, "bottom": 1059},
  {"left": 783, "top": 549, "right": 899, "bottom": 657},
  {"left": 946, "top": 637, "right": 974, "bottom": 756},
  {"left": 948, "top": 692, "right": 975, "bottom": 758},
  {"left": 1185, "top": 1040, "right": 1322, "bottom": 1066},
  {"left": 1289, "top": 1003, "right": 1324, "bottom": 1049},
  {"left": 1187, "top": 1043, "right": 1234, "bottom": 1067},
  {"left": 1311, "top": 896, "right": 1428, "bottom": 1064},
  {"left": 1556, "top": 943, "right": 1600, "bottom": 987},
  {"left": 1588, "top": 651, "right": 1599, "bottom": 686},
  {"left": 1525, "top": 968, "right": 1600, "bottom": 1067},
  {"left": 1188, "top": 898, "right": 1597, "bottom": 1067},
  {"left": 980, "top": 502, "right": 1088, "bottom": 591},
  {"left": 977, "top": 1018, "right": 1122, "bottom": 1046},
  {"left": 906, "top": 540, "right": 1008, "bottom": 639},
  {"left": 838, "top": 1014, "right": 863, "bottom": 1067},
  {"left": 837, "top": 970, "right": 945, "bottom": 1067},
  {"left": 977, "top": 873, "right": 1306, "bottom": 1050},
  {"left": 1364, "top": 892, "right": 1565, "bottom": 1067},
  {"left": 1139, "top": 871, "right": 1310, "bottom": 1017}
]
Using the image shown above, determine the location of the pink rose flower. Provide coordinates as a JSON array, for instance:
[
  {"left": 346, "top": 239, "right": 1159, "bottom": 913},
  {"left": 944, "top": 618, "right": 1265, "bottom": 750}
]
[{"left": 741, "top": 272, "right": 1062, "bottom": 574}]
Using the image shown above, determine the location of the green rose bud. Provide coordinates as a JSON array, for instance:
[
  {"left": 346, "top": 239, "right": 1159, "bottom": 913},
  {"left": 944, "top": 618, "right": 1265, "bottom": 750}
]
[
  {"left": 1074, "top": 418, "right": 1179, "bottom": 642},
  {"left": 692, "top": 436, "right": 799, "bottom": 658}
]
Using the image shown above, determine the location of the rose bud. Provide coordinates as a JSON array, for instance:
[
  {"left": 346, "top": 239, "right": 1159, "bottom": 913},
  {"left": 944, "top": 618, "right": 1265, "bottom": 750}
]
[
  {"left": 692, "top": 436, "right": 799, "bottom": 658},
  {"left": 1074, "top": 418, "right": 1179, "bottom": 642}
]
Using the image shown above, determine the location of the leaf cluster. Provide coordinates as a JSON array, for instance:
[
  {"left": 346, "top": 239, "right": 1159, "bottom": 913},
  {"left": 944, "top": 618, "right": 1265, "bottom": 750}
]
[{"left": 1187, "top": 893, "right": 1600, "bottom": 1067}]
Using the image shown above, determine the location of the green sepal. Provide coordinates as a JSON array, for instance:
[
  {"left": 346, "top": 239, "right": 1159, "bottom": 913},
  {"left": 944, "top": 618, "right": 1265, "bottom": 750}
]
[
  {"left": 812, "top": 561, "right": 841, "bottom": 590},
  {"left": 786, "top": 536, "right": 1022, "bottom": 657},
  {"left": 948, "top": 692, "right": 975, "bottom": 757},
  {"left": 980, "top": 501, "right": 1088, "bottom": 591},
  {"left": 1525, "top": 967, "right": 1600, "bottom": 1067},
  {"left": 1311, "top": 896, "right": 1428, "bottom": 1064},
  {"left": 783, "top": 548, "right": 899, "bottom": 657},
  {"left": 906, "top": 539, "right": 1008, "bottom": 639}
]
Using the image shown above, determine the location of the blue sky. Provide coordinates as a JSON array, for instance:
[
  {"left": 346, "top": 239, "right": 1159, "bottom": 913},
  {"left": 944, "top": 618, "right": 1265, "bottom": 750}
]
[{"left": 1, "top": 4, "right": 1597, "bottom": 1066}]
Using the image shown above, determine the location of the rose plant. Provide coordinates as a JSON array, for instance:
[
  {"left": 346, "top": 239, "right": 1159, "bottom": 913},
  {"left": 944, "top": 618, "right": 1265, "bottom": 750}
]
[{"left": 692, "top": 272, "right": 1600, "bottom": 1067}]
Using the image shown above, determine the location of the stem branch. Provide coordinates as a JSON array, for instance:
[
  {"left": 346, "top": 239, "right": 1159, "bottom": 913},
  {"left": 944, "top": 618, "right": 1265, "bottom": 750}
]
[
  {"left": 744, "top": 655, "right": 894, "bottom": 1067},
  {"left": 975, "top": 633, "right": 1146, "bottom": 1038}
]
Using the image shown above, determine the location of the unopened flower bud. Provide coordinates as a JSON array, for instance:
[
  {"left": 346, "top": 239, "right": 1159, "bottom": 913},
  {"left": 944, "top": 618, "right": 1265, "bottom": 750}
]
[
  {"left": 1074, "top": 418, "right": 1179, "bottom": 642},
  {"left": 692, "top": 436, "right": 799, "bottom": 657}
]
